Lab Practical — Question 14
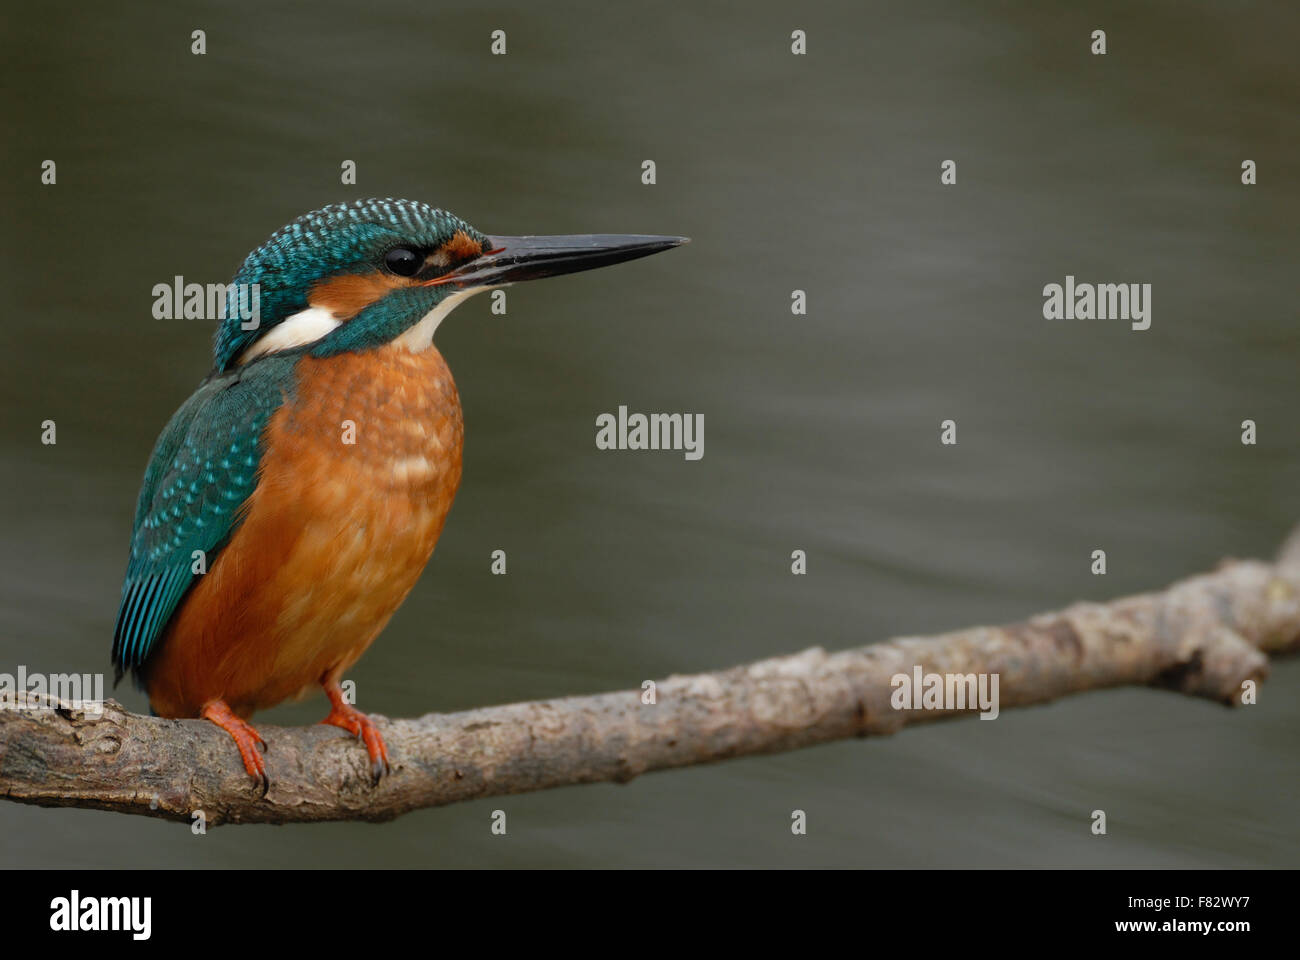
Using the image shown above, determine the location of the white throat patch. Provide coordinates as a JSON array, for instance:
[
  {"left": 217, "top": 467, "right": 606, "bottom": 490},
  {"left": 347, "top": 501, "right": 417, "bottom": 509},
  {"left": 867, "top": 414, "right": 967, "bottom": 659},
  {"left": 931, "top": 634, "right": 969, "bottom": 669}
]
[
  {"left": 237, "top": 286, "right": 490, "bottom": 364},
  {"left": 393, "top": 287, "right": 489, "bottom": 353}
]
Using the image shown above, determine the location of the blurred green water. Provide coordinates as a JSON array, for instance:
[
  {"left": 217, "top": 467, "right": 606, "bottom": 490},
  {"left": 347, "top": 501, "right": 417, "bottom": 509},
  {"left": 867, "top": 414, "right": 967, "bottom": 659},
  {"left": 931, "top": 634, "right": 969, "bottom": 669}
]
[{"left": 0, "top": 0, "right": 1296, "bottom": 867}]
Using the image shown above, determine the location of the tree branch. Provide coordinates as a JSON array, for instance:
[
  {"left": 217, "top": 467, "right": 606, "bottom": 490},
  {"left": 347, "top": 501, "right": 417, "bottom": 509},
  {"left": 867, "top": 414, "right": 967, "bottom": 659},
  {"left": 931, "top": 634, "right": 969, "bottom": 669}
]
[{"left": 4, "top": 542, "right": 1300, "bottom": 826}]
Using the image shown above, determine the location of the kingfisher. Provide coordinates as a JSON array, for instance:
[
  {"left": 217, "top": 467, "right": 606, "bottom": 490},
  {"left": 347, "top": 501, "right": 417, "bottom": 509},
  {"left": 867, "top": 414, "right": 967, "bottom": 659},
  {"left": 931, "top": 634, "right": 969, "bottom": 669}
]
[{"left": 112, "top": 198, "right": 686, "bottom": 786}]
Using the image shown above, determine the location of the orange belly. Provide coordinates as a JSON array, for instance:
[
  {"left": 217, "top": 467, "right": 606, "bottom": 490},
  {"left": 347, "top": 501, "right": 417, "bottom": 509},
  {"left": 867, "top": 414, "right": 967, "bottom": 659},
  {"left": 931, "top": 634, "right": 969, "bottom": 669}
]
[{"left": 143, "top": 343, "right": 464, "bottom": 718}]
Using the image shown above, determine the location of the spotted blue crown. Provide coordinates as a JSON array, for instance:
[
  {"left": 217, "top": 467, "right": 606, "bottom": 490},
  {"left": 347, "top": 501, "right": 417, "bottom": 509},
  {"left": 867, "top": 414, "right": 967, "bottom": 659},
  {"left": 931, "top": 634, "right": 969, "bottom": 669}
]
[{"left": 214, "top": 198, "right": 490, "bottom": 371}]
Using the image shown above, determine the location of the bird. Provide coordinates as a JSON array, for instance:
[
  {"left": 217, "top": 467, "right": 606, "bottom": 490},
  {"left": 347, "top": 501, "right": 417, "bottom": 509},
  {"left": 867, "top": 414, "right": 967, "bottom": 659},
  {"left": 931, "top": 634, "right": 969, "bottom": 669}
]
[{"left": 112, "top": 197, "right": 686, "bottom": 787}]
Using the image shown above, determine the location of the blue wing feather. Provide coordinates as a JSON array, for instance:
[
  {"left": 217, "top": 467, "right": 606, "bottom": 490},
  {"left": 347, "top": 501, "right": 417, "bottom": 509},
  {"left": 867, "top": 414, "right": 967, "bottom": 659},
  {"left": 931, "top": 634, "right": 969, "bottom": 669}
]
[{"left": 112, "top": 353, "right": 300, "bottom": 683}]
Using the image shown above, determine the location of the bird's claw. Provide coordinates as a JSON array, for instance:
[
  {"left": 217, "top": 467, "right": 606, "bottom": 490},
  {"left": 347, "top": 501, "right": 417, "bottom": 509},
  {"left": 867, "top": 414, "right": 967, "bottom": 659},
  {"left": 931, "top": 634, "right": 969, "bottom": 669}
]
[
  {"left": 320, "top": 702, "right": 391, "bottom": 784},
  {"left": 201, "top": 699, "right": 270, "bottom": 793}
]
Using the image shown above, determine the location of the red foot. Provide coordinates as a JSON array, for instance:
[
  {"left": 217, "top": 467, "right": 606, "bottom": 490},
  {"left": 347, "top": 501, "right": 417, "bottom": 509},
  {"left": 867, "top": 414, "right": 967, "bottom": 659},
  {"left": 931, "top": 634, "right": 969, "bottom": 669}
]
[
  {"left": 201, "top": 699, "right": 267, "bottom": 791},
  {"left": 320, "top": 681, "right": 391, "bottom": 782}
]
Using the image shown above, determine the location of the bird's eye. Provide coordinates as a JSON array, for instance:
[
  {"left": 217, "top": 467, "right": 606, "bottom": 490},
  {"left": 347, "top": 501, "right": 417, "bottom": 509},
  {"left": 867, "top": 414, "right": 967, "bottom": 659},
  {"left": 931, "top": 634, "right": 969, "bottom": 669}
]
[{"left": 384, "top": 247, "right": 422, "bottom": 277}]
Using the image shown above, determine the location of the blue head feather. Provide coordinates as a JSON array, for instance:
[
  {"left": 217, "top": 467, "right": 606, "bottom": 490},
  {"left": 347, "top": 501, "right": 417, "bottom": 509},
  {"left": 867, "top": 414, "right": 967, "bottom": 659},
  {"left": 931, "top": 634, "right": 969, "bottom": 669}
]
[{"left": 214, "top": 198, "right": 490, "bottom": 371}]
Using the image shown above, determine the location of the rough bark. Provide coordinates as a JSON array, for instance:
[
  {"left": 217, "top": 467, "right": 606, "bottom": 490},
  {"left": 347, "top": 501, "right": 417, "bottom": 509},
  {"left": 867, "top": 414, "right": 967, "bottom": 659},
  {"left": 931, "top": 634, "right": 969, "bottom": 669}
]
[{"left": 3, "top": 546, "right": 1298, "bottom": 826}]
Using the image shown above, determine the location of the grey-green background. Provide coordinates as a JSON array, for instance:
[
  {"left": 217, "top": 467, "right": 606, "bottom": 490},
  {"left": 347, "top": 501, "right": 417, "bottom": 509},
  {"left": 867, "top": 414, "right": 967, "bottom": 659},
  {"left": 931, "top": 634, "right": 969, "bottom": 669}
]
[{"left": 1, "top": 1, "right": 1296, "bottom": 868}]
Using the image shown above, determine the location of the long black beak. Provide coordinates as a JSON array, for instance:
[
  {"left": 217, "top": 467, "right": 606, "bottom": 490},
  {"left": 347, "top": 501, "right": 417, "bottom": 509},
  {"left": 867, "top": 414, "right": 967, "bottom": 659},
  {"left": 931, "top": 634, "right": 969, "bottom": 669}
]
[{"left": 428, "top": 234, "right": 688, "bottom": 289}]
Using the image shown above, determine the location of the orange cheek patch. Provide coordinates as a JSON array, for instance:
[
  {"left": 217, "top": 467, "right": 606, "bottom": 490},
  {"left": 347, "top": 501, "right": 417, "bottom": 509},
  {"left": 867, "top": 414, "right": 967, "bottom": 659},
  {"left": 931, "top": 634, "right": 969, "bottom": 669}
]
[
  {"left": 441, "top": 230, "right": 483, "bottom": 262},
  {"left": 309, "top": 270, "right": 411, "bottom": 319}
]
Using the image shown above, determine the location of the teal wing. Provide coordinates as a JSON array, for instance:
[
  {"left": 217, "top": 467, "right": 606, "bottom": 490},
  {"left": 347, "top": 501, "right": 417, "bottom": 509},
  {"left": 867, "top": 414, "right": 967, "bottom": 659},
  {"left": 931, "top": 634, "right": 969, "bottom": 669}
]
[{"left": 112, "top": 354, "right": 299, "bottom": 682}]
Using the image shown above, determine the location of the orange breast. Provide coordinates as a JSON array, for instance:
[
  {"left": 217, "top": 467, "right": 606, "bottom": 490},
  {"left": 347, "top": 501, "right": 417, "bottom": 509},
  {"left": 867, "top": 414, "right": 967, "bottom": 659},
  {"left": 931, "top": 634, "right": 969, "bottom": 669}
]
[{"left": 143, "top": 344, "right": 464, "bottom": 718}]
